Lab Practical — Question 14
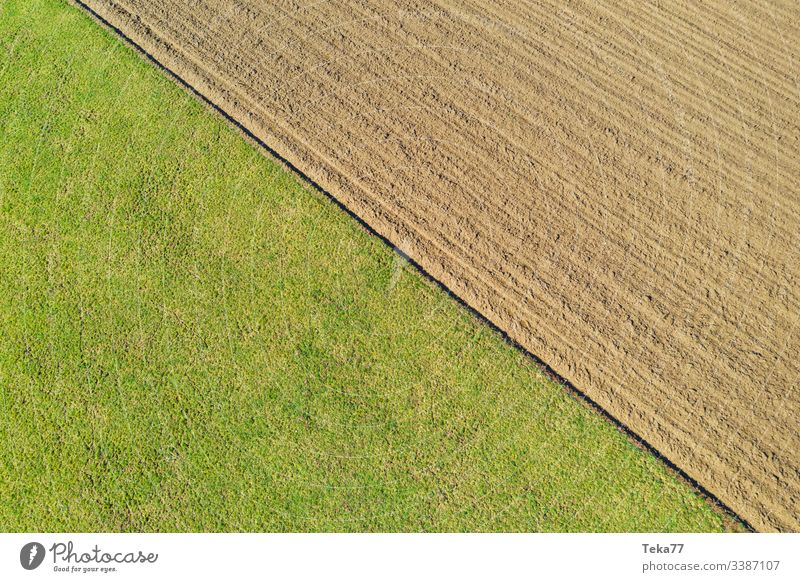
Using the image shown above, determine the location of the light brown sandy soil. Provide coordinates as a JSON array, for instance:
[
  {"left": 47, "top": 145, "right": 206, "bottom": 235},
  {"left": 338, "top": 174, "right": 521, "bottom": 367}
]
[{"left": 78, "top": 0, "right": 799, "bottom": 531}]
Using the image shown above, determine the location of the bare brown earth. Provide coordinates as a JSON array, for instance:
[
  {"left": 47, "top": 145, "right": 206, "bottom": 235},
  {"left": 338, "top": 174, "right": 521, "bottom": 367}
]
[{"left": 77, "top": 0, "right": 799, "bottom": 531}]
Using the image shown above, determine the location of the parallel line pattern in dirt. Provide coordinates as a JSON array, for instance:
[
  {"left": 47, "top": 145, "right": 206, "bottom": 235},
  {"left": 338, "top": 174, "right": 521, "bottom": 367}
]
[{"left": 78, "top": 0, "right": 800, "bottom": 530}]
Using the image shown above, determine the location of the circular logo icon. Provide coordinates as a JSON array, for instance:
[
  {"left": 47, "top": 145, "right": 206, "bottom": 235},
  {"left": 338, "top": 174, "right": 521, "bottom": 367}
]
[{"left": 20, "top": 542, "right": 46, "bottom": 570}]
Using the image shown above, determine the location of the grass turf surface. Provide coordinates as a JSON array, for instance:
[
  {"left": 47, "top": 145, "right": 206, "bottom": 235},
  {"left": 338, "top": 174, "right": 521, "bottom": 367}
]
[{"left": 0, "top": 0, "right": 737, "bottom": 531}]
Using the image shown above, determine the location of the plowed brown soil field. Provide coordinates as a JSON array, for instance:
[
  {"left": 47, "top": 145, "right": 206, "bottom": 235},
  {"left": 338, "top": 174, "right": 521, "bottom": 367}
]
[{"left": 77, "top": 0, "right": 799, "bottom": 531}]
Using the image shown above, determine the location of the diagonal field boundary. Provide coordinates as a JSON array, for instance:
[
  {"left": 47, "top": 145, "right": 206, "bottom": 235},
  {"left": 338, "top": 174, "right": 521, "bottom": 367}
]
[
  {"left": 65, "top": 2, "right": 753, "bottom": 531},
  {"left": 71, "top": 0, "right": 799, "bottom": 530}
]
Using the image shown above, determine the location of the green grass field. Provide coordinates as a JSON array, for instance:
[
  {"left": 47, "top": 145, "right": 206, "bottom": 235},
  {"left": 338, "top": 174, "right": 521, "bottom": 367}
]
[{"left": 0, "top": 0, "right": 738, "bottom": 531}]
